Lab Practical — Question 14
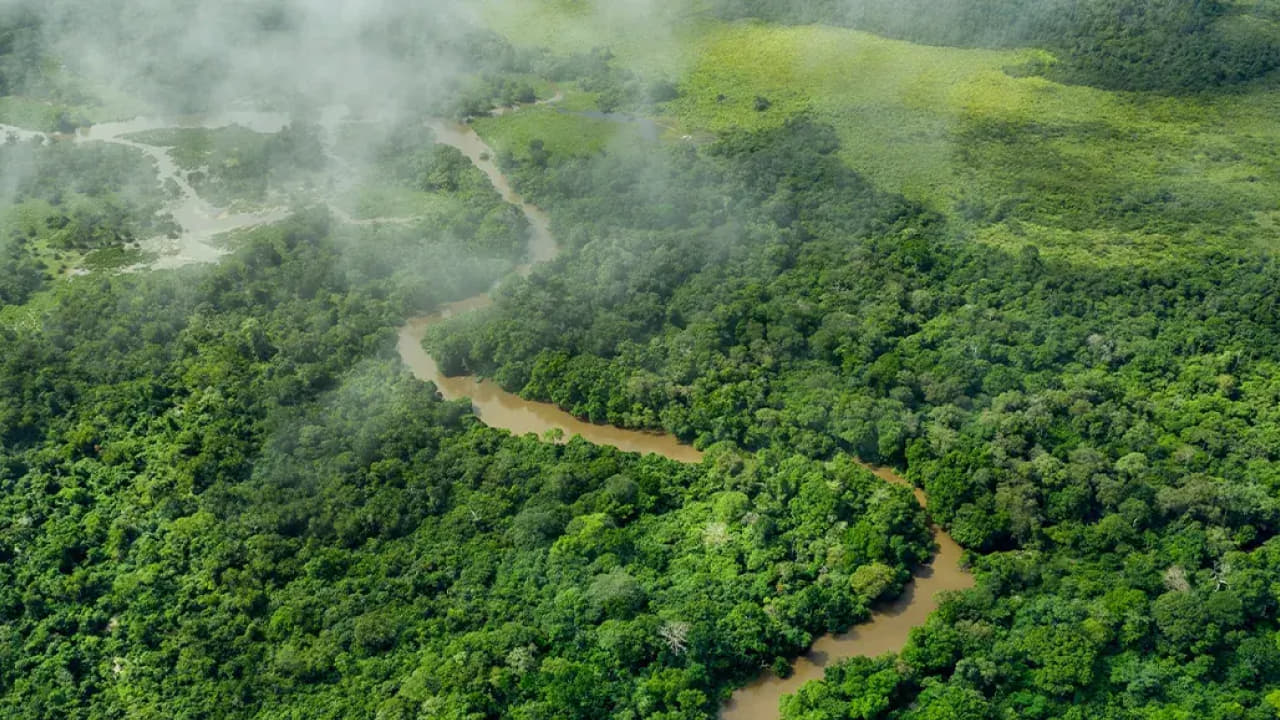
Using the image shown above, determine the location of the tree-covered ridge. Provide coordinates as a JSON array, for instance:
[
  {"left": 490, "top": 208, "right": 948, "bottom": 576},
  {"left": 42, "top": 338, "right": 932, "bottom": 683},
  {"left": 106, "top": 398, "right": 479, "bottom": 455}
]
[
  {"left": 0, "top": 208, "right": 932, "bottom": 717},
  {"left": 708, "top": 0, "right": 1280, "bottom": 92},
  {"left": 427, "top": 117, "right": 1280, "bottom": 716}
]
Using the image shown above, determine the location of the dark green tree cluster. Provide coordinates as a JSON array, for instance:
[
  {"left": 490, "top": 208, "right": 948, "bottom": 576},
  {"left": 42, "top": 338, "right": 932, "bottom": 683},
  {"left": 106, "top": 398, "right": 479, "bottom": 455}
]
[
  {"left": 781, "top": 534, "right": 1280, "bottom": 718},
  {"left": 0, "top": 5, "right": 43, "bottom": 98},
  {"left": 450, "top": 44, "right": 678, "bottom": 119},
  {"left": 0, "top": 198, "right": 931, "bottom": 717},
  {"left": 428, "top": 116, "right": 1280, "bottom": 715},
  {"left": 358, "top": 122, "right": 535, "bottom": 263},
  {"left": 3, "top": 136, "right": 167, "bottom": 210},
  {"left": 0, "top": 238, "right": 46, "bottom": 305},
  {"left": 455, "top": 75, "right": 538, "bottom": 119}
]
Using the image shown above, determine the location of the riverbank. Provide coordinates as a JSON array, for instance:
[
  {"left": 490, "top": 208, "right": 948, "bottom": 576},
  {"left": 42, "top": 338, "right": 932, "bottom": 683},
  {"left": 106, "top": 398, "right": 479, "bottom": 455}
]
[{"left": 399, "top": 116, "right": 973, "bottom": 720}]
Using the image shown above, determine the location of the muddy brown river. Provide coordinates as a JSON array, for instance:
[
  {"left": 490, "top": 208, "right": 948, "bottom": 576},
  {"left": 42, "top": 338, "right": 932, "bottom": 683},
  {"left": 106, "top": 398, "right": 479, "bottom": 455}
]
[
  {"left": 10, "top": 101, "right": 972, "bottom": 718},
  {"left": 397, "top": 120, "right": 974, "bottom": 719}
]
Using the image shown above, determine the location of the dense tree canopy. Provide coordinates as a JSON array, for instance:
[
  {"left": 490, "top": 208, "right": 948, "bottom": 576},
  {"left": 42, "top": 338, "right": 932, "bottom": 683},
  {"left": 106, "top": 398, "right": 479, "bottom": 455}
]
[
  {"left": 429, "top": 115, "right": 1280, "bottom": 717},
  {"left": 0, "top": 208, "right": 934, "bottom": 717},
  {"left": 5, "top": 1, "right": 1280, "bottom": 718}
]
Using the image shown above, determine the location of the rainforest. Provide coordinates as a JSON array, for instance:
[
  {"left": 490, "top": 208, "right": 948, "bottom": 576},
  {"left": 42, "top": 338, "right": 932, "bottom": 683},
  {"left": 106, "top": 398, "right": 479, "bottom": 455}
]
[{"left": 2, "top": 1, "right": 1280, "bottom": 719}]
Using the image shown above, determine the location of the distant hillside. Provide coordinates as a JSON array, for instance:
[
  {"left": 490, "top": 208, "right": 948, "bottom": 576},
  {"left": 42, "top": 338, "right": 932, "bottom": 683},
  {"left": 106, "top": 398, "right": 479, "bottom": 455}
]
[{"left": 709, "top": 0, "right": 1280, "bottom": 92}]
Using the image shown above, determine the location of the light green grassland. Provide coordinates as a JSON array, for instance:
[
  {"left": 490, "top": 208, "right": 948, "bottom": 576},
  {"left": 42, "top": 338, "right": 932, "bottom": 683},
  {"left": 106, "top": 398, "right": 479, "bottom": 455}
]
[
  {"left": 0, "top": 96, "right": 66, "bottom": 130},
  {"left": 344, "top": 185, "right": 464, "bottom": 221},
  {"left": 480, "top": 0, "right": 717, "bottom": 78},
  {"left": 671, "top": 23, "right": 1280, "bottom": 264},
  {"left": 669, "top": 24, "right": 1034, "bottom": 200},
  {"left": 555, "top": 86, "right": 604, "bottom": 112},
  {"left": 470, "top": 105, "right": 657, "bottom": 162},
  {"left": 81, "top": 245, "right": 155, "bottom": 270},
  {"left": 480, "top": 5, "right": 1280, "bottom": 265}
]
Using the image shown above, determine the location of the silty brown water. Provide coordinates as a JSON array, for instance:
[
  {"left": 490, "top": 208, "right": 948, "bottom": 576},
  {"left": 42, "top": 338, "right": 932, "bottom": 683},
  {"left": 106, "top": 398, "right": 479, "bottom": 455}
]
[
  {"left": 719, "top": 486, "right": 972, "bottom": 719},
  {"left": 12, "top": 101, "right": 973, "bottom": 719},
  {"left": 400, "top": 119, "right": 974, "bottom": 719},
  {"left": 423, "top": 119, "right": 557, "bottom": 265}
]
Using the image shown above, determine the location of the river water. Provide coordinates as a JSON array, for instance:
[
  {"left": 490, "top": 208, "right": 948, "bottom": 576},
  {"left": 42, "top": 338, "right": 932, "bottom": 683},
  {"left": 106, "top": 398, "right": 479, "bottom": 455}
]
[
  {"left": 11, "top": 101, "right": 972, "bottom": 718},
  {"left": 398, "top": 120, "right": 974, "bottom": 719},
  {"left": 422, "top": 119, "right": 558, "bottom": 266}
]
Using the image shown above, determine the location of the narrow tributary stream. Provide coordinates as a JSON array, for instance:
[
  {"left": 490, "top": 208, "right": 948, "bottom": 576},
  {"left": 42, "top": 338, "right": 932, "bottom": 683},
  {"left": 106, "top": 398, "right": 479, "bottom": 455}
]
[
  {"left": 396, "top": 120, "right": 975, "bottom": 720},
  {"left": 5, "top": 107, "right": 365, "bottom": 269},
  {"left": 5, "top": 114, "right": 298, "bottom": 268}
]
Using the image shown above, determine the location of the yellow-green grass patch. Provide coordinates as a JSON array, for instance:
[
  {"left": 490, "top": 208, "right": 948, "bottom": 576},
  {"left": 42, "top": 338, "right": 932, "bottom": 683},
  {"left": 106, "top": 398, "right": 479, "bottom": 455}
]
[
  {"left": 344, "top": 186, "right": 464, "bottom": 221},
  {"left": 476, "top": 10, "right": 1280, "bottom": 265},
  {"left": 471, "top": 106, "right": 657, "bottom": 160},
  {"left": 0, "top": 284, "right": 61, "bottom": 333},
  {"left": 664, "top": 22, "right": 1280, "bottom": 264},
  {"left": 479, "top": 0, "right": 719, "bottom": 78},
  {"left": 0, "top": 97, "right": 63, "bottom": 131}
]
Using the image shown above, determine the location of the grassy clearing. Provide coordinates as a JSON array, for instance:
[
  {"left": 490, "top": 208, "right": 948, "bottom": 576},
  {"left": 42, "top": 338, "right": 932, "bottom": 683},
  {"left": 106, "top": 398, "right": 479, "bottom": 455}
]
[
  {"left": 124, "top": 126, "right": 271, "bottom": 170},
  {"left": 667, "top": 23, "right": 1280, "bottom": 262},
  {"left": 0, "top": 97, "right": 64, "bottom": 131},
  {"left": 343, "top": 185, "right": 463, "bottom": 221},
  {"left": 2, "top": 198, "right": 90, "bottom": 271},
  {"left": 480, "top": 7, "right": 1280, "bottom": 265},
  {"left": 480, "top": 0, "right": 717, "bottom": 78},
  {"left": 81, "top": 245, "right": 155, "bottom": 271},
  {"left": 670, "top": 24, "right": 1061, "bottom": 202},
  {"left": 0, "top": 285, "right": 59, "bottom": 332},
  {"left": 0, "top": 198, "right": 156, "bottom": 283},
  {"left": 554, "top": 87, "right": 602, "bottom": 113},
  {"left": 470, "top": 105, "right": 656, "bottom": 161}
]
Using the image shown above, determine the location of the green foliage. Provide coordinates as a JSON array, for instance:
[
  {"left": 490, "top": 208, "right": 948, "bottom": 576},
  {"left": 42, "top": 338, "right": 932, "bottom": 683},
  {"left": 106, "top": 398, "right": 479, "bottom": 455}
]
[
  {"left": 666, "top": 20, "right": 1280, "bottom": 266},
  {"left": 0, "top": 6, "right": 43, "bottom": 98},
  {"left": 849, "top": 562, "right": 897, "bottom": 602},
  {"left": 0, "top": 136, "right": 174, "bottom": 294},
  {"left": 126, "top": 123, "right": 326, "bottom": 207},
  {"left": 0, "top": 228, "right": 48, "bottom": 305},
  {"left": 7, "top": 4, "right": 1280, "bottom": 718},
  {"left": 0, "top": 210, "right": 929, "bottom": 718},
  {"left": 709, "top": 0, "right": 1280, "bottom": 92},
  {"left": 430, "top": 112, "right": 1280, "bottom": 717},
  {"left": 472, "top": 107, "right": 657, "bottom": 164}
]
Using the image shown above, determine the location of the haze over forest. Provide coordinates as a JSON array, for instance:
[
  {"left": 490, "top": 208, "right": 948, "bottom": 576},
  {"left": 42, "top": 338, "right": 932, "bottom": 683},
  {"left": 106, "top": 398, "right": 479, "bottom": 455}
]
[{"left": 3, "top": 1, "right": 1280, "bottom": 719}]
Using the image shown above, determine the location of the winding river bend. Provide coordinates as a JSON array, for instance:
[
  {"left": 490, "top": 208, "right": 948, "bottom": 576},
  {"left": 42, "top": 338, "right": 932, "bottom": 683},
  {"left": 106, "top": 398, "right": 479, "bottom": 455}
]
[
  {"left": 10, "top": 101, "right": 972, "bottom": 718},
  {"left": 397, "top": 121, "right": 974, "bottom": 719}
]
